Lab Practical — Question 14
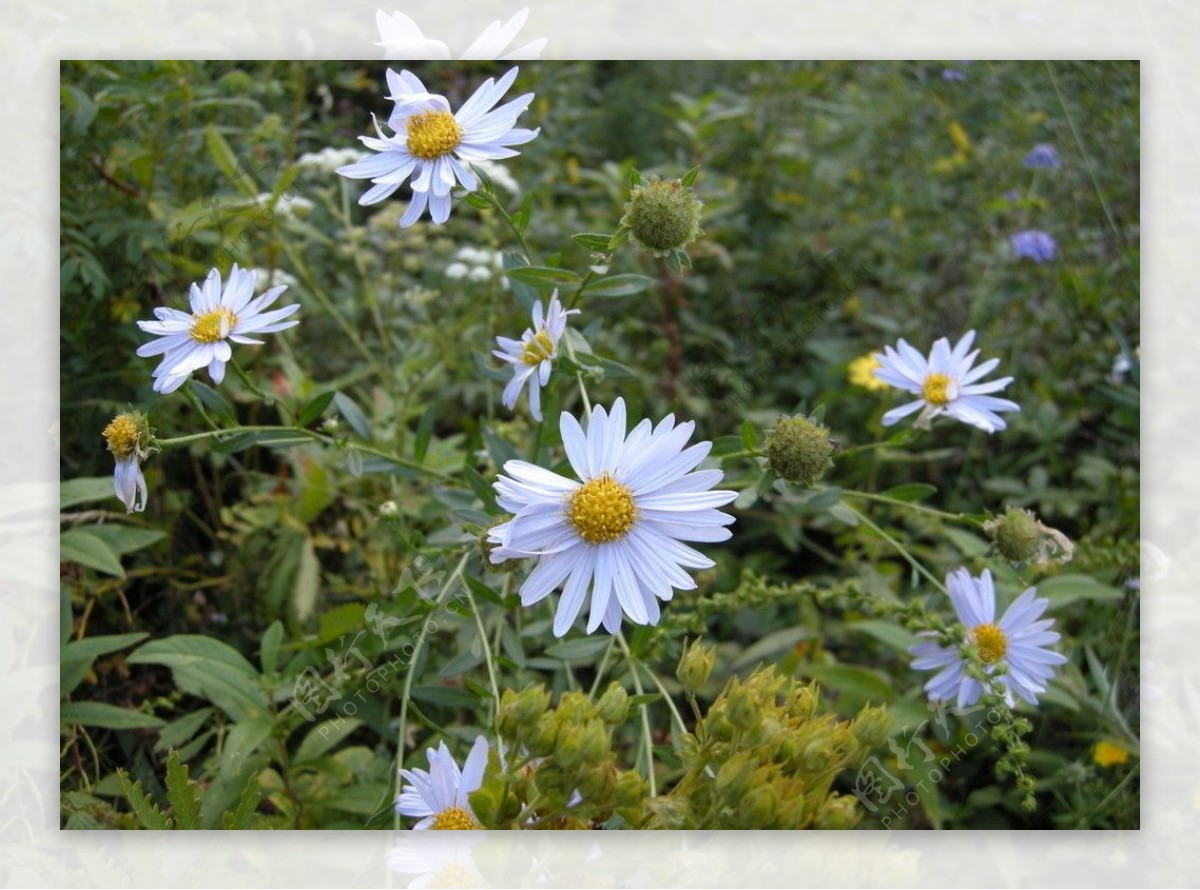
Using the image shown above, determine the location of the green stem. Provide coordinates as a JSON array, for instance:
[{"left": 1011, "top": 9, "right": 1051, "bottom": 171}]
[
  {"left": 719, "top": 448, "right": 762, "bottom": 462},
  {"left": 394, "top": 550, "right": 471, "bottom": 829},
  {"left": 231, "top": 358, "right": 293, "bottom": 423},
  {"left": 482, "top": 191, "right": 532, "bottom": 264},
  {"left": 565, "top": 265, "right": 599, "bottom": 312},
  {"left": 844, "top": 502, "right": 947, "bottom": 594},
  {"left": 842, "top": 489, "right": 983, "bottom": 527},
  {"left": 463, "top": 582, "right": 501, "bottom": 729},
  {"left": 616, "top": 631, "right": 656, "bottom": 797},
  {"left": 154, "top": 425, "right": 451, "bottom": 481},
  {"left": 588, "top": 637, "right": 618, "bottom": 699}
]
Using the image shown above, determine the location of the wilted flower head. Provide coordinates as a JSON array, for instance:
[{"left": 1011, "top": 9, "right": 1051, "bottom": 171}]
[
  {"left": 873, "top": 330, "right": 1020, "bottom": 433},
  {"left": 1010, "top": 229, "right": 1057, "bottom": 263},
  {"left": 102, "top": 411, "right": 153, "bottom": 513},
  {"left": 336, "top": 67, "right": 539, "bottom": 227}
]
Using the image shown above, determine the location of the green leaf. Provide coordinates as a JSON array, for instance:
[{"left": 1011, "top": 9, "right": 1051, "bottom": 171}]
[
  {"left": 164, "top": 750, "right": 201, "bottom": 830},
  {"left": 607, "top": 226, "right": 630, "bottom": 250},
  {"left": 292, "top": 536, "right": 321, "bottom": 624},
  {"left": 221, "top": 773, "right": 264, "bottom": 829},
  {"left": 153, "top": 707, "right": 216, "bottom": 755},
  {"left": 881, "top": 483, "right": 938, "bottom": 503},
  {"left": 260, "top": 620, "right": 284, "bottom": 675},
  {"left": 572, "top": 232, "right": 614, "bottom": 252},
  {"left": 581, "top": 274, "right": 653, "bottom": 298},
  {"left": 297, "top": 391, "right": 335, "bottom": 428},
  {"left": 410, "top": 685, "right": 480, "bottom": 709},
  {"left": 414, "top": 402, "right": 437, "bottom": 464},
  {"left": 796, "top": 663, "right": 894, "bottom": 703},
  {"left": 545, "top": 636, "right": 612, "bottom": 661},
  {"left": 628, "top": 693, "right": 662, "bottom": 708},
  {"left": 127, "top": 635, "right": 267, "bottom": 722},
  {"left": 463, "top": 465, "right": 498, "bottom": 514},
  {"left": 944, "top": 527, "right": 990, "bottom": 557},
  {"left": 505, "top": 265, "right": 582, "bottom": 289},
  {"left": 219, "top": 715, "right": 275, "bottom": 778},
  {"left": 333, "top": 391, "right": 373, "bottom": 440},
  {"left": 1036, "top": 574, "right": 1122, "bottom": 608},
  {"left": 211, "top": 429, "right": 314, "bottom": 453},
  {"left": 465, "top": 575, "right": 505, "bottom": 607},
  {"left": 61, "top": 476, "right": 119, "bottom": 510},
  {"left": 116, "top": 769, "right": 171, "bottom": 829},
  {"left": 83, "top": 525, "right": 165, "bottom": 556},
  {"left": 438, "top": 645, "right": 485, "bottom": 678},
  {"left": 680, "top": 165, "right": 700, "bottom": 187},
  {"left": 189, "top": 379, "right": 236, "bottom": 426},
  {"left": 60, "top": 527, "right": 125, "bottom": 577},
  {"left": 205, "top": 125, "right": 253, "bottom": 195},
  {"left": 731, "top": 626, "right": 813, "bottom": 670},
  {"left": 294, "top": 717, "right": 364, "bottom": 764},
  {"left": 61, "top": 701, "right": 165, "bottom": 731},
  {"left": 847, "top": 620, "right": 921, "bottom": 654},
  {"left": 462, "top": 191, "right": 492, "bottom": 210},
  {"left": 61, "top": 631, "right": 149, "bottom": 696},
  {"left": 739, "top": 419, "right": 759, "bottom": 451}
]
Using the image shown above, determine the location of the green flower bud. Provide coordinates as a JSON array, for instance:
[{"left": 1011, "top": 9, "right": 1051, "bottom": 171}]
[
  {"left": 742, "top": 783, "right": 779, "bottom": 826},
  {"left": 715, "top": 751, "right": 757, "bottom": 801},
  {"left": 985, "top": 506, "right": 1041, "bottom": 562},
  {"left": 764, "top": 415, "right": 835, "bottom": 486},
  {"left": 576, "top": 762, "right": 615, "bottom": 800},
  {"left": 579, "top": 719, "right": 611, "bottom": 764},
  {"left": 529, "top": 712, "right": 559, "bottom": 758},
  {"left": 555, "top": 727, "right": 584, "bottom": 769},
  {"left": 815, "top": 793, "right": 860, "bottom": 830},
  {"left": 595, "top": 682, "right": 630, "bottom": 724},
  {"left": 614, "top": 769, "right": 647, "bottom": 808},
  {"left": 727, "top": 686, "right": 758, "bottom": 732},
  {"left": 851, "top": 705, "right": 893, "bottom": 749},
  {"left": 676, "top": 640, "right": 717, "bottom": 692},
  {"left": 620, "top": 176, "right": 704, "bottom": 256}
]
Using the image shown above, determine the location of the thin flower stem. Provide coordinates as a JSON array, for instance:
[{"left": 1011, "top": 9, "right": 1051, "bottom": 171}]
[
  {"left": 718, "top": 448, "right": 761, "bottom": 462},
  {"left": 482, "top": 191, "right": 533, "bottom": 264},
  {"left": 588, "top": 637, "right": 618, "bottom": 699},
  {"left": 154, "top": 425, "right": 452, "bottom": 481},
  {"left": 565, "top": 265, "right": 599, "bottom": 312},
  {"left": 641, "top": 663, "right": 690, "bottom": 742},
  {"left": 616, "top": 631, "right": 657, "bottom": 797},
  {"left": 231, "top": 358, "right": 293, "bottom": 424},
  {"left": 394, "top": 550, "right": 471, "bottom": 829},
  {"left": 562, "top": 335, "right": 592, "bottom": 418},
  {"left": 844, "top": 502, "right": 947, "bottom": 594},
  {"left": 842, "top": 489, "right": 983, "bottom": 527},
  {"left": 463, "top": 582, "right": 501, "bottom": 729}
]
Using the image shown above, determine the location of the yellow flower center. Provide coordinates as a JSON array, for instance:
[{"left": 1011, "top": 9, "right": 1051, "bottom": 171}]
[
  {"left": 190, "top": 308, "right": 236, "bottom": 344},
  {"left": 922, "top": 372, "right": 953, "bottom": 406},
  {"left": 520, "top": 330, "right": 555, "bottom": 366},
  {"left": 430, "top": 806, "right": 481, "bottom": 830},
  {"left": 406, "top": 110, "right": 463, "bottom": 160},
  {"left": 972, "top": 623, "right": 1008, "bottom": 665},
  {"left": 102, "top": 415, "right": 140, "bottom": 458},
  {"left": 567, "top": 475, "right": 637, "bottom": 544},
  {"left": 428, "top": 865, "right": 484, "bottom": 888}
]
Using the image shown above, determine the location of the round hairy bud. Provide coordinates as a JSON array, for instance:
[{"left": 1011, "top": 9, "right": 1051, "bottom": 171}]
[
  {"left": 621, "top": 177, "right": 704, "bottom": 255},
  {"left": 764, "top": 415, "right": 835, "bottom": 486}
]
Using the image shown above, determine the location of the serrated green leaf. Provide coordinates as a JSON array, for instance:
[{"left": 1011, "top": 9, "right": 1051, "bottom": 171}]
[
  {"left": 116, "top": 769, "right": 171, "bottom": 829},
  {"left": 165, "top": 750, "right": 201, "bottom": 829},
  {"left": 60, "top": 527, "right": 125, "bottom": 577},
  {"left": 61, "top": 701, "right": 165, "bottom": 731},
  {"left": 221, "top": 773, "right": 264, "bottom": 829}
]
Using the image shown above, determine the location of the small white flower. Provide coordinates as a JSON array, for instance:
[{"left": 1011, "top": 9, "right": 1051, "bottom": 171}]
[
  {"left": 873, "top": 330, "right": 1019, "bottom": 433},
  {"left": 136, "top": 264, "right": 300, "bottom": 394},
  {"left": 444, "top": 261, "right": 469, "bottom": 280},
  {"left": 467, "top": 266, "right": 492, "bottom": 282},
  {"left": 298, "top": 146, "right": 369, "bottom": 174},
  {"left": 256, "top": 192, "right": 313, "bottom": 219},
  {"left": 909, "top": 568, "right": 1068, "bottom": 708},
  {"left": 396, "top": 736, "right": 488, "bottom": 830},
  {"left": 374, "top": 10, "right": 451, "bottom": 60},
  {"left": 493, "top": 294, "right": 577, "bottom": 421},
  {"left": 337, "top": 67, "right": 539, "bottom": 227},
  {"left": 487, "top": 398, "right": 737, "bottom": 636},
  {"left": 250, "top": 267, "right": 300, "bottom": 292}
]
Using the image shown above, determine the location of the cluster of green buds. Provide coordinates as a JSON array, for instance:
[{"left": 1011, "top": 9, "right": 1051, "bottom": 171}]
[
  {"left": 473, "top": 683, "right": 647, "bottom": 828},
  {"left": 984, "top": 506, "right": 1074, "bottom": 568},
  {"left": 646, "top": 665, "right": 890, "bottom": 829}
]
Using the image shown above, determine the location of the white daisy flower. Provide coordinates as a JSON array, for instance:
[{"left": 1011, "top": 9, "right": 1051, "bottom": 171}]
[
  {"left": 374, "top": 10, "right": 451, "bottom": 60},
  {"left": 492, "top": 294, "right": 578, "bottom": 422},
  {"left": 336, "top": 67, "right": 539, "bottom": 227},
  {"left": 487, "top": 398, "right": 737, "bottom": 636},
  {"left": 136, "top": 264, "right": 300, "bottom": 395},
  {"left": 909, "top": 568, "right": 1068, "bottom": 708},
  {"left": 873, "top": 330, "right": 1019, "bottom": 433},
  {"left": 396, "top": 736, "right": 489, "bottom": 830}
]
